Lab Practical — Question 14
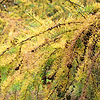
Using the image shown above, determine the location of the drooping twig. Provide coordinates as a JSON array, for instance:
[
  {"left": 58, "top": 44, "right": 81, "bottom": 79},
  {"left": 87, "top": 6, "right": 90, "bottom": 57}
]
[
  {"left": 0, "top": 21, "right": 81, "bottom": 57},
  {"left": 79, "top": 50, "right": 100, "bottom": 100}
]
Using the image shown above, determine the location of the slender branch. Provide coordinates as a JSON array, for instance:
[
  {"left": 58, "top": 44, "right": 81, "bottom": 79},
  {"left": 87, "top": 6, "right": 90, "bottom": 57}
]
[
  {"left": 0, "top": 21, "right": 81, "bottom": 57},
  {"left": 79, "top": 50, "right": 100, "bottom": 100},
  {"left": 66, "top": 0, "right": 83, "bottom": 8},
  {"left": 66, "top": 0, "right": 86, "bottom": 19}
]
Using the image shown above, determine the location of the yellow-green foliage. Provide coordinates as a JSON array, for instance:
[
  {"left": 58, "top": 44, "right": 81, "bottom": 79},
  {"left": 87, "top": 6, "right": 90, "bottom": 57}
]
[{"left": 0, "top": 0, "right": 100, "bottom": 100}]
